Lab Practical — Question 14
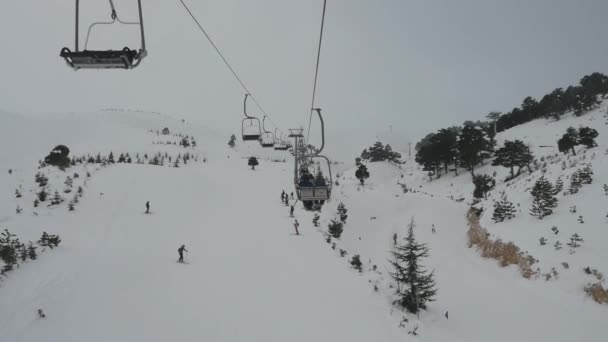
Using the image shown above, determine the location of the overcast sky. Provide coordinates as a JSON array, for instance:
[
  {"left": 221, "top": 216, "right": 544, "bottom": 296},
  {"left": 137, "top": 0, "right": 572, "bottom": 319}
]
[{"left": 1, "top": 0, "right": 608, "bottom": 158}]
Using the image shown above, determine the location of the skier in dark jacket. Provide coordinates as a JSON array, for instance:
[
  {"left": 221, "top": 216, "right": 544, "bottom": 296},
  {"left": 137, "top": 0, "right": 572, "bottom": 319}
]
[
  {"left": 178, "top": 244, "right": 188, "bottom": 262},
  {"left": 290, "top": 205, "right": 295, "bottom": 217},
  {"left": 145, "top": 201, "right": 150, "bottom": 214}
]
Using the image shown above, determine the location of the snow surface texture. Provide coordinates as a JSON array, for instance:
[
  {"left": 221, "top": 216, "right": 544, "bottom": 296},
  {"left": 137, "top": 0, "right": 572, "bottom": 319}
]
[{"left": 1, "top": 109, "right": 607, "bottom": 341}]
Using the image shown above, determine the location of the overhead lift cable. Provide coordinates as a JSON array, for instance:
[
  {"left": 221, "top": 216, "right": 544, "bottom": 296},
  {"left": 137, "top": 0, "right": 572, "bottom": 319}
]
[
  {"left": 306, "top": 0, "right": 328, "bottom": 142},
  {"left": 178, "top": 0, "right": 285, "bottom": 137}
]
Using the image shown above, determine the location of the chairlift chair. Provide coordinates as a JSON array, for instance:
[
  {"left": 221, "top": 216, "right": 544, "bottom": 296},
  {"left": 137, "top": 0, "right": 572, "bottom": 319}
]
[
  {"left": 60, "top": 0, "right": 147, "bottom": 70},
  {"left": 241, "top": 94, "right": 261, "bottom": 141},
  {"left": 259, "top": 116, "right": 275, "bottom": 148}
]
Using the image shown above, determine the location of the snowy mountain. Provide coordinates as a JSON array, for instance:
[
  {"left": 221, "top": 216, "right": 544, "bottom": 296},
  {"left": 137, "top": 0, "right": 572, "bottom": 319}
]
[{"left": 1, "top": 105, "right": 606, "bottom": 342}]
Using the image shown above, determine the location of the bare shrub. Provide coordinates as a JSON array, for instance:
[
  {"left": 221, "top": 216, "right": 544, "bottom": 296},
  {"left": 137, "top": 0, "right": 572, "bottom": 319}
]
[{"left": 584, "top": 283, "right": 608, "bottom": 304}]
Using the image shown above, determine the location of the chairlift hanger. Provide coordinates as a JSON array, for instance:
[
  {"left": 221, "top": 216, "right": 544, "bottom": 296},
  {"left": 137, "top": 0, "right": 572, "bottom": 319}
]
[{"left": 60, "top": 0, "right": 147, "bottom": 70}]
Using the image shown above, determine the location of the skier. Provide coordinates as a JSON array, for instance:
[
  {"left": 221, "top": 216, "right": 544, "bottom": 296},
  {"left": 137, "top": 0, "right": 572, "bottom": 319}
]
[
  {"left": 178, "top": 244, "right": 188, "bottom": 263},
  {"left": 145, "top": 201, "right": 150, "bottom": 214},
  {"left": 290, "top": 192, "right": 295, "bottom": 200},
  {"left": 281, "top": 190, "right": 286, "bottom": 202},
  {"left": 431, "top": 224, "right": 436, "bottom": 234},
  {"left": 393, "top": 233, "right": 397, "bottom": 245},
  {"left": 290, "top": 205, "right": 294, "bottom": 217},
  {"left": 293, "top": 219, "right": 300, "bottom": 235}
]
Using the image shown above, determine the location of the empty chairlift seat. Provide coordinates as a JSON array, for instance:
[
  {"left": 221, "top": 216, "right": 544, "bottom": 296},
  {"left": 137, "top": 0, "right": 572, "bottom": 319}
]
[{"left": 60, "top": 47, "right": 142, "bottom": 69}]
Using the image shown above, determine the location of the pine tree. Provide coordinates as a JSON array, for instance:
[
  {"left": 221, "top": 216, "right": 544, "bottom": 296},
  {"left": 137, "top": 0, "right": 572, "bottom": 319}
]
[
  {"left": 312, "top": 213, "right": 320, "bottom": 227},
  {"left": 337, "top": 203, "right": 348, "bottom": 223},
  {"left": 472, "top": 174, "right": 495, "bottom": 199},
  {"left": 389, "top": 219, "right": 437, "bottom": 314},
  {"left": 567, "top": 233, "right": 583, "bottom": 248},
  {"left": 554, "top": 177, "right": 564, "bottom": 194},
  {"left": 64, "top": 176, "right": 73, "bottom": 193},
  {"left": 328, "top": 219, "right": 344, "bottom": 239},
  {"left": 27, "top": 242, "right": 37, "bottom": 260},
  {"left": 530, "top": 176, "right": 558, "bottom": 219},
  {"left": 0, "top": 229, "right": 19, "bottom": 273},
  {"left": 568, "top": 171, "right": 582, "bottom": 194},
  {"left": 557, "top": 127, "right": 579, "bottom": 155},
  {"left": 578, "top": 165, "right": 593, "bottom": 184},
  {"left": 457, "top": 125, "right": 491, "bottom": 176},
  {"left": 37, "top": 189, "right": 48, "bottom": 202},
  {"left": 228, "top": 134, "right": 237, "bottom": 148},
  {"left": 248, "top": 157, "right": 259, "bottom": 170},
  {"left": 492, "top": 192, "right": 516, "bottom": 222},
  {"left": 355, "top": 164, "right": 370, "bottom": 185},
  {"left": 492, "top": 140, "right": 534, "bottom": 178},
  {"left": 578, "top": 127, "right": 599, "bottom": 148},
  {"left": 50, "top": 191, "right": 63, "bottom": 205},
  {"left": 350, "top": 255, "right": 363, "bottom": 272},
  {"left": 108, "top": 152, "right": 115, "bottom": 163}
]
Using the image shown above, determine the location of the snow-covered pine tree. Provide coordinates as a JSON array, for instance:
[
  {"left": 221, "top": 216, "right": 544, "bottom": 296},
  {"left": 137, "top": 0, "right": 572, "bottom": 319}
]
[
  {"left": 337, "top": 203, "right": 348, "bottom": 223},
  {"left": 578, "top": 165, "right": 593, "bottom": 184},
  {"left": 355, "top": 164, "right": 370, "bottom": 185},
  {"left": 50, "top": 191, "right": 63, "bottom": 206},
  {"left": 64, "top": 176, "right": 73, "bottom": 193},
  {"left": 350, "top": 255, "right": 363, "bottom": 272},
  {"left": 554, "top": 177, "right": 564, "bottom": 194},
  {"left": 27, "top": 242, "right": 37, "bottom": 260},
  {"left": 568, "top": 171, "right": 582, "bottom": 194},
  {"left": 492, "top": 192, "right": 516, "bottom": 222},
  {"left": 37, "top": 189, "right": 48, "bottom": 202},
  {"left": 389, "top": 219, "right": 437, "bottom": 314},
  {"left": 530, "top": 176, "right": 558, "bottom": 219},
  {"left": 328, "top": 219, "right": 344, "bottom": 239},
  {"left": 312, "top": 213, "right": 320, "bottom": 227}
]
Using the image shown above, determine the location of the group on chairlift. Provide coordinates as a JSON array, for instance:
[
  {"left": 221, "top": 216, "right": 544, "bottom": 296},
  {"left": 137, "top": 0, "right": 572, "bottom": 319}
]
[{"left": 298, "top": 167, "right": 327, "bottom": 187}]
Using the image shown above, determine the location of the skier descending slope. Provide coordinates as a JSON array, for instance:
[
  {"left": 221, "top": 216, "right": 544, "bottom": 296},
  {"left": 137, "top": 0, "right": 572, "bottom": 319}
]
[
  {"left": 145, "top": 201, "right": 150, "bottom": 214},
  {"left": 178, "top": 244, "right": 188, "bottom": 263}
]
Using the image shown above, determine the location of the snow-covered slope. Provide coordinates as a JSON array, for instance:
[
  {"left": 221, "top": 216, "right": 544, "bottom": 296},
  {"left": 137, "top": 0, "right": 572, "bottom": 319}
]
[
  {"left": 1, "top": 107, "right": 607, "bottom": 342},
  {"left": 313, "top": 105, "right": 608, "bottom": 340},
  {"left": 0, "top": 110, "right": 407, "bottom": 342}
]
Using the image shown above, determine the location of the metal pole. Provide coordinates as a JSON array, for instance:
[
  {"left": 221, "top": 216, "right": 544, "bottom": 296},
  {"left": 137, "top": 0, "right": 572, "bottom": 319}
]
[
  {"left": 137, "top": 0, "right": 146, "bottom": 52},
  {"left": 75, "top": 0, "right": 80, "bottom": 51}
]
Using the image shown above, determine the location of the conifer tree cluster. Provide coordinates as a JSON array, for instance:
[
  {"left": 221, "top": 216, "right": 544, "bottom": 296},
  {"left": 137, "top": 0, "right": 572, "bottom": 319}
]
[
  {"left": 414, "top": 72, "right": 608, "bottom": 168},
  {"left": 558, "top": 127, "right": 599, "bottom": 155},
  {"left": 491, "top": 140, "right": 534, "bottom": 178},
  {"left": 472, "top": 174, "right": 495, "bottom": 199},
  {"left": 360, "top": 141, "right": 402, "bottom": 163},
  {"left": 0, "top": 229, "right": 55, "bottom": 275},
  {"left": 530, "top": 176, "right": 558, "bottom": 219},
  {"left": 492, "top": 192, "right": 516, "bottom": 222},
  {"left": 568, "top": 165, "right": 593, "bottom": 194},
  {"left": 389, "top": 219, "right": 437, "bottom": 314}
]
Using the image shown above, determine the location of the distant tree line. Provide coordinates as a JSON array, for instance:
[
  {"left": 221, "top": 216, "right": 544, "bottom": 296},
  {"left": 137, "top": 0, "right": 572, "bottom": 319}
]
[{"left": 495, "top": 72, "right": 608, "bottom": 131}]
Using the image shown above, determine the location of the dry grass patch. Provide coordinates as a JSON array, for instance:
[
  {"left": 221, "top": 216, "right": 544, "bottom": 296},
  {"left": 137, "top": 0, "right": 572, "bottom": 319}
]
[
  {"left": 467, "top": 208, "right": 538, "bottom": 279},
  {"left": 584, "top": 283, "right": 608, "bottom": 304}
]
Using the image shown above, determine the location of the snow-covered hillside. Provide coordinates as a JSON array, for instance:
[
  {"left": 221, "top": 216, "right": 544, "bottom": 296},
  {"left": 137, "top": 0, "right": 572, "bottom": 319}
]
[
  {"left": 319, "top": 105, "right": 608, "bottom": 340},
  {"left": 1, "top": 107, "right": 607, "bottom": 342}
]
